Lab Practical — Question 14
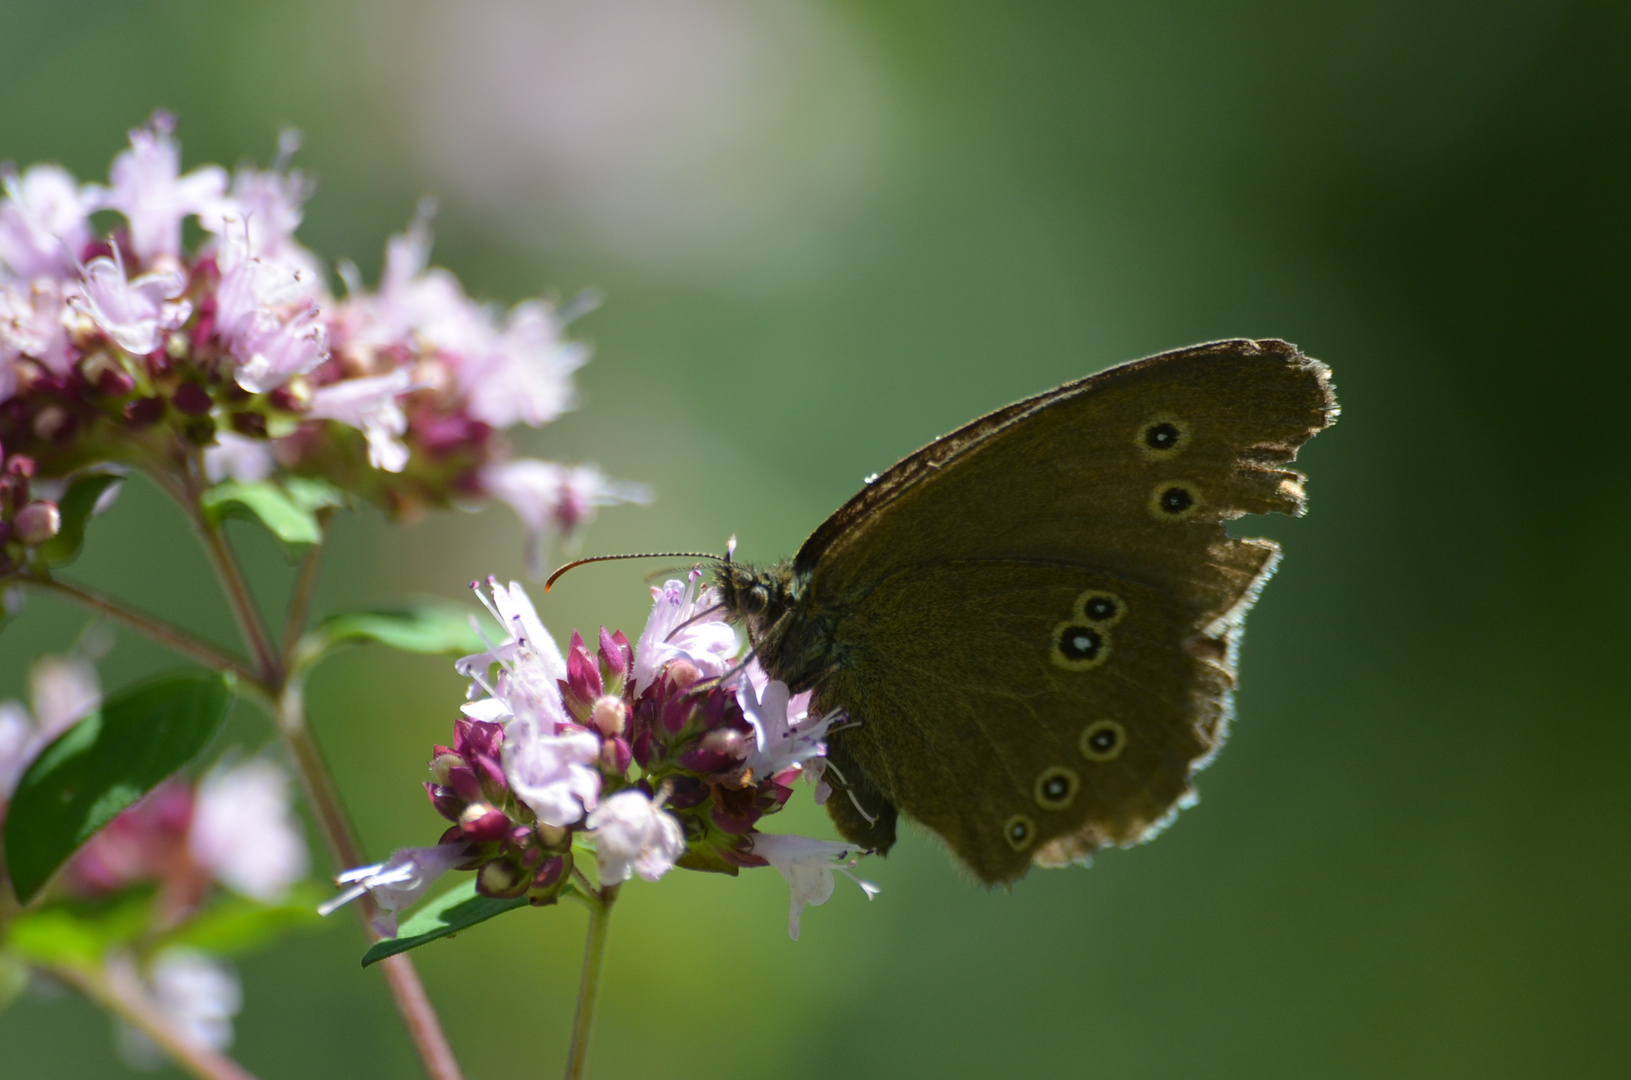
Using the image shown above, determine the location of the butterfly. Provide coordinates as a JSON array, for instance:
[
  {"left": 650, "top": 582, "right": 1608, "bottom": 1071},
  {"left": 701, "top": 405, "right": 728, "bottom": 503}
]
[{"left": 712, "top": 339, "right": 1337, "bottom": 884}]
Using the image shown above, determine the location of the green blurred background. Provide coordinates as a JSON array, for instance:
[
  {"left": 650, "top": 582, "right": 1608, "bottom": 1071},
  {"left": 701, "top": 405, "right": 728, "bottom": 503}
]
[{"left": 3, "top": 0, "right": 1628, "bottom": 1076}]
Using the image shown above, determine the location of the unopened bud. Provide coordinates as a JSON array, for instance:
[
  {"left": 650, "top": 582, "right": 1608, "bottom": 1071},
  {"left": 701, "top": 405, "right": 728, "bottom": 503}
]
[
  {"left": 172, "top": 382, "right": 212, "bottom": 416},
  {"left": 590, "top": 695, "right": 626, "bottom": 737},
  {"left": 270, "top": 376, "right": 313, "bottom": 413},
  {"left": 13, "top": 501, "right": 60, "bottom": 545},
  {"left": 428, "top": 751, "right": 463, "bottom": 785},
  {"left": 477, "top": 859, "right": 527, "bottom": 899},
  {"left": 536, "top": 822, "right": 569, "bottom": 849},
  {"left": 459, "top": 803, "right": 512, "bottom": 841},
  {"left": 667, "top": 660, "right": 701, "bottom": 689}
]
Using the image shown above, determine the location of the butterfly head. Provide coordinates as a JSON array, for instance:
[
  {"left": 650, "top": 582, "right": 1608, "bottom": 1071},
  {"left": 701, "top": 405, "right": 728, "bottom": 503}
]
[{"left": 713, "top": 558, "right": 800, "bottom": 633}]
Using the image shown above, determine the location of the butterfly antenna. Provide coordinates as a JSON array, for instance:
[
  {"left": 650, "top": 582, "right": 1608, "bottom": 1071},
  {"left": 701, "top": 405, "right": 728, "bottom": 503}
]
[{"left": 544, "top": 551, "right": 723, "bottom": 592}]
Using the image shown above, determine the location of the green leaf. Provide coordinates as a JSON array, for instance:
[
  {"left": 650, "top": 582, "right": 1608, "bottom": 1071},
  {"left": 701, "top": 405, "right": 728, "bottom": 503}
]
[
  {"left": 2, "top": 673, "right": 235, "bottom": 903},
  {"left": 282, "top": 476, "right": 344, "bottom": 515},
  {"left": 359, "top": 879, "right": 534, "bottom": 967},
  {"left": 156, "top": 885, "right": 328, "bottom": 957},
  {"left": 200, "top": 480, "right": 323, "bottom": 552},
  {"left": 35, "top": 472, "right": 123, "bottom": 566},
  {"left": 299, "top": 604, "right": 488, "bottom": 672},
  {"left": 4, "top": 890, "right": 157, "bottom": 969}
]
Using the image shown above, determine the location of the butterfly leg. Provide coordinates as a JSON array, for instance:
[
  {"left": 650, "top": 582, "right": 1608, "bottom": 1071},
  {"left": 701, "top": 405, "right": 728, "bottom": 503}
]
[{"left": 822, "top": 736, "right": 899, "bottom": 854}]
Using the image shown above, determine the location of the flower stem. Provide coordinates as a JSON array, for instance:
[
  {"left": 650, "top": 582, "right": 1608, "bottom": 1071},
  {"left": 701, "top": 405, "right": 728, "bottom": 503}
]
[
  {"left": 171, "top": 487, "right": 465, "bottom": 1080},
  {"left": 21, "top": 575, "right": 260, "bottom": 687},
  {"left": 279, "top": 518, "right": 327, "bottom": 667},
  {"left": 52, "top": 957, "right": 263, "bottom": 1080},
  {"left": 563, "top": 883, "right": 620, "bottom": 1080},
  {"left": 190, "top": 508, "right": 281, "bottom": 685},
  {"left": 276, "top": 679, "right": 465, "bottom": 1080}
]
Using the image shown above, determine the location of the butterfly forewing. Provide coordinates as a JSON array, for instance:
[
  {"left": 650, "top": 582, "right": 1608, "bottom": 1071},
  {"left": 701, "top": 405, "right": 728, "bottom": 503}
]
[
  {"left": 800, "top": 339, "right": 1334, "bottom": 627},
  {"left": 793, "top": 340, "right": 1334, "bottom": 881}
]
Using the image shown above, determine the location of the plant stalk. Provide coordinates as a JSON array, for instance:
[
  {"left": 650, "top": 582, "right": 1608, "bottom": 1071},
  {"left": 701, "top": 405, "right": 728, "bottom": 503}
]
[
  {"left": 563, "top": 884, "right": 620, "bottom": 1080},
  {"left": 54, "top": 957, "right": 264, "bottom": 1080},
  {"left": 190, "top": 512, "right": 281, "bottom": 685},
  {"left": 178, "top": 495, "right": 464, "bottom": 1080},
  {"left": 22, "top": 575, "right": 260, "bottom": 687}
]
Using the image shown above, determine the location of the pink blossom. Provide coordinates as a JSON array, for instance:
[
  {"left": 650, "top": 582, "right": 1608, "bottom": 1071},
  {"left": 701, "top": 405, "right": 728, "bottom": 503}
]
[
  {"left": 188, "top": 759, "right": 309, "bottom": 903},
  {"left": 213, "top": 232, "right": 329, "bottom": 393},
  {"left": 115, "top": 950, "right": 242, "bottom": 1068},
  {"left": 307, "top": 368, "right": 412, "bottom": 472},
  {"left": 100, "top": 114, "right": 227, "bottom": 263},
  {"left": 70, "top": 250, "right": 192, "bottom": 355},
  {"left": 0, "top": 654, "right": 100, "bottom": 801},
  {"left": 480, "top": 459, "right": 652, "bottom": 575},
  {"left": 197, "top": 131, "right": 318, "bottom": 269},
  {"left": 585, "top": 789, "right": 685, "bottom": 883},
  {"left": 332, "top": 205, "right": 487, "bottom": 361},
  {"left": 736, "top": 672, "right": 841, "bottom": 780},
  {"left": 0, "top": 278, "right": 73, "bottom": 378},
  {"left": 632, "top": 571, "right": 737, "bottom": 691},
  {"left": 0, "top": 164, "right": 94, "bottom": 280},
  {"left": 748, "top": 832, "right": 878, "bottom": 940},
  {"left": 503, "top": 715, "right": 601, "bottom": 827},
  {"left": 320, "top": 843, "right": 469, "bottom": 938},
  {"left": 458, "top": 300, "right": 585, "bottom": 428},
  {"left": 457, "top": 578, "right": 569, "bottom": 729}
]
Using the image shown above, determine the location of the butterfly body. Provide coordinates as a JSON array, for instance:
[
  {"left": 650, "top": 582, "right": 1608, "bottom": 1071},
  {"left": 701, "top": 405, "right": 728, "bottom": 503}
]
[{"left": 716, "top": 339, "right": 1337, "bottom": 885}]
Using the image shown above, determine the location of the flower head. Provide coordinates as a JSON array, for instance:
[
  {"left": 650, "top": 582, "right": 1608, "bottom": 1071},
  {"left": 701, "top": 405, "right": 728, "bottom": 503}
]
[
  {"left": 480, "top": 459, "right": 652, "bottom": 575},
  {"left": 116, "top": 950, "right": 242, "bottom": 1068},
  {"left": 188, "top": 759, "right": 309, "bottom": 903}
]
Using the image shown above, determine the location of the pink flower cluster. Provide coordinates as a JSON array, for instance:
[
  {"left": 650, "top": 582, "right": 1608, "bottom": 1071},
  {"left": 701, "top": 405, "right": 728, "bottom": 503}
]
[
  {"left": 0, "top": 113, "right": 646, "bottom": 565},
  {"left": 326, "top": 574, "right": 877, "bottom": 939}
]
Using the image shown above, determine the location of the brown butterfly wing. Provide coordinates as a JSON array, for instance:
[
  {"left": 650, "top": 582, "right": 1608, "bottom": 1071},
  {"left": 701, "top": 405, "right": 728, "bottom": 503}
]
[
  {"left": 820, "top": 561, "right": 1241, "bottom": 883},
  {"left": 799, "top": 339, "right": 1333, "bottom": 602},
  {"left": 801, "top": 339, "right": 1336, "bottom": 882}
]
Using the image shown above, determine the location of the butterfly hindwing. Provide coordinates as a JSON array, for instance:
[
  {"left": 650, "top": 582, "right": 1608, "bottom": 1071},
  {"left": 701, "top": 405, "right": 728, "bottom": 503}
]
[{"left": 818, "top": 560, "right": 1245, "bottom": 884}]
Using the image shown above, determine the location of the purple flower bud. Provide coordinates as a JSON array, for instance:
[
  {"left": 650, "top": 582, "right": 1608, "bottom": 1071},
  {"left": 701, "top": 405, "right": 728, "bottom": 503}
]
[
  {"left": 606, "top": 736, "right": 632, "bottom": 776},
  {"left": 566, "top": 635, "right": 602, "bottom": 701},
  {"left": 598, "top": 626, "right": 628, "bottom": 679},
  {"left": 428, "top": 750, "right": 462, "bottom": 785},
  {"left": 666, "top": 774, "right": 707, "bottom": 810},
  {"left": 173, "top": 382, "right": 212, "bottom": 416},
  {"left": 453, "top": 718, "right": 504, "bottom": 761},
  {"left": 632, "top": 728, "right": 654, "bottom": 769},
  {"left": 268, "top": 379, "right": 312, "bottom": 413},
  {"left": 447, "top": 765, "right": 483, "bottom": 804},
  {"left": 425, "top": 782, "right": 464, "bottom": 822},
  {"left": 230, "top": 412, "right": 268, "bottom": 438},
  {"left": 531, "top": 855, "right": 565, "bottom": 891},
  {"left": 124, "top": 396, "right": 165, "bottom": 427},
  {"left": 96, "top": 367, "right": 136, "bottom": 397},
  {"left": 13, "top": 501, "right": 60, "bottom": 545},
  {"left": 589, "top": 695, "right": 626, "bottom": 737},
  {"left": 476, "top": 859, "right": 528, "bottom": 899},
  {"left": 459, "top": 804, "right": 513, "bottom": 842},
  {"left": 679, "top": 728, "right": 745, "bottom": 774}
]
